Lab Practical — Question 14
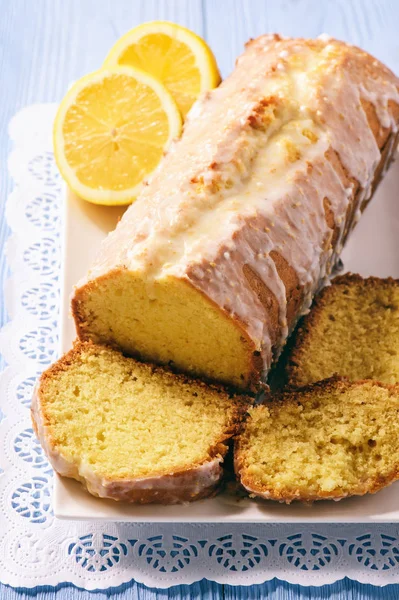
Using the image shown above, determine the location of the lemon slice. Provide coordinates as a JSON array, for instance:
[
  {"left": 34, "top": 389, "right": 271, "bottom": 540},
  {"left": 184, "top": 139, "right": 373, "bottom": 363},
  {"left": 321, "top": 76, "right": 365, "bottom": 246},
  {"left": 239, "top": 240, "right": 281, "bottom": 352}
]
[
  {"left": 53, "top": 66, "right": 182, "bottom": 205},
  {"left": 104, "top": 21, "right": 221, "bottom": 118}
]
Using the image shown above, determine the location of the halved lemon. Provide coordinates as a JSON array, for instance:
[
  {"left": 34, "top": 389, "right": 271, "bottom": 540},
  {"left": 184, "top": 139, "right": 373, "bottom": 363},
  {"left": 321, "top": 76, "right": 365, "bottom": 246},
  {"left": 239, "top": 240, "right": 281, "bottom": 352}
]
[
  {"left": 53, "top": 66, "right": 182, "bottom": 205},
  {"left": 104, "top": 21, "right": 221, "bottom": 118}
]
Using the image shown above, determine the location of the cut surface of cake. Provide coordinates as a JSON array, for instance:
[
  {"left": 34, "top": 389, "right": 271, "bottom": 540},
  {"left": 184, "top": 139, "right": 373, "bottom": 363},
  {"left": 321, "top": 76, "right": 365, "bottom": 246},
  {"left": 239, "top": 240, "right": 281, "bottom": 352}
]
[
  {"left": 287, "top": 274, "right": 399, "bottom": 387},
  {"left": 31, "top": 342, "right": 249, "bottom": 504},
  {"left": 235, "top": 378, "right": 399, "bottom": 503},
  {"left": 71, "top": 35, "right": 399, "bottom": 392}
]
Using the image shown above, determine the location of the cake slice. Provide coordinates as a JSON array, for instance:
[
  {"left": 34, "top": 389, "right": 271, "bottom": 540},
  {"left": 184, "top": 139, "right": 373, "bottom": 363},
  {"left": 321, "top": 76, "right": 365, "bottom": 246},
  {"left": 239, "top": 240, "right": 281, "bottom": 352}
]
[
  {"left": 32, "top": 342, "right": 249, "bottom": 504},
  {"left": 286, "top": 274, "right": 399, "bottom": 387},
  {"left": 235, "top": 378, "right": 399, "bottom": 503}
]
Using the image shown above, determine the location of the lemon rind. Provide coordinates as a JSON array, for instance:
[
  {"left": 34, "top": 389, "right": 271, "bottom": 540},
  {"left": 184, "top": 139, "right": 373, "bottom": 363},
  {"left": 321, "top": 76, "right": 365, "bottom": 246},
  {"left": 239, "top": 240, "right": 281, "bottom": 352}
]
[{"left": 104, "top": 20, "right": 221, "bottom": 92}]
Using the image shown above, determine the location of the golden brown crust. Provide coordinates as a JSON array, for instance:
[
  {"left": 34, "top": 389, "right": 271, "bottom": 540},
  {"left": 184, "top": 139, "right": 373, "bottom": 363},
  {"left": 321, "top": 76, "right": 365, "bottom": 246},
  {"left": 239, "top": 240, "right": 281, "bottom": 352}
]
[
  {"left": 286, "top": 274, "right": 399, "bottom": 387},
  {"left": 33, "top": 341, "right": 251, "bottom": 504},
  {"left": 235, "top": 377, "right": 399, "bottom": 503}
]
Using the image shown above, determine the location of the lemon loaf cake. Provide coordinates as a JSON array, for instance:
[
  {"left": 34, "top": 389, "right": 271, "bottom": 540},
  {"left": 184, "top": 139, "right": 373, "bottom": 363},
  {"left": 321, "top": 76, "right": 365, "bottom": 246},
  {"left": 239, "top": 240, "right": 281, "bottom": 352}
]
[
  {"left": 235, "top": 377, "right": 399, "bottom": 503},
  {"left": 287, "top": 274, "right": 399, "bottom": 387},
  {"left": 72, "top": 35, "right": 399, "bottom": 391},
  {"left": 31, "top": 342, "right": 249, "bottom": 504}
]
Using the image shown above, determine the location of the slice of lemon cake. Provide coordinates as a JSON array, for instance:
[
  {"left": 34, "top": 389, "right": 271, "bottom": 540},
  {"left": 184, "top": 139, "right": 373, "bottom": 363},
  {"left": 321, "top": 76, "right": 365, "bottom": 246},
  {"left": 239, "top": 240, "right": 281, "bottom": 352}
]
[
  {"left": 32, "top": 342, "right": 249, "bottom": 504},
  {"left": 235, "top": 378, "right": 399, "bottom": 503},
  {"left": 287, "top": 274, "right": 399, "bottom": 387}
]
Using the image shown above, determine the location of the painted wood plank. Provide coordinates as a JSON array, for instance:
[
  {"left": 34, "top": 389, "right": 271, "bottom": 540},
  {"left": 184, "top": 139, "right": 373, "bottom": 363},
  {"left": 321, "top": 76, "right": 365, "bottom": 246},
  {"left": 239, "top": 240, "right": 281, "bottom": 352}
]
[
  {"left": 6, "top": 580, "right": 399, "bottom": 599},
  {"left": 225, "top": 581, "right": 399, "bottom": 599},
  {"left": 1, "top": 580, "right": 221, "bottom": 599},
  {"left": 204, "top": 0, "right": 399, "bottom": 77}
]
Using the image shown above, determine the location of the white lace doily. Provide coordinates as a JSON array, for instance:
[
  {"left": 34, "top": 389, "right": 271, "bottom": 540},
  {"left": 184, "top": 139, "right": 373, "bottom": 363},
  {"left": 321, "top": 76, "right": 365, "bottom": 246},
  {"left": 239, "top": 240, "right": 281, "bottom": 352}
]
[{"left": 3, "top": 104, "right": 399, "bottom": 589}]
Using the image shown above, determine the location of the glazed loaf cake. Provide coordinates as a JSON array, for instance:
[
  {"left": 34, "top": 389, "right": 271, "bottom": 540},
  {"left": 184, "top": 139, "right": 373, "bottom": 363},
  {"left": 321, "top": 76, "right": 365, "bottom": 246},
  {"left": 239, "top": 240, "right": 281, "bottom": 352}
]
[{"left": 72, "top": 35, "right": 399, "bottom": 391}]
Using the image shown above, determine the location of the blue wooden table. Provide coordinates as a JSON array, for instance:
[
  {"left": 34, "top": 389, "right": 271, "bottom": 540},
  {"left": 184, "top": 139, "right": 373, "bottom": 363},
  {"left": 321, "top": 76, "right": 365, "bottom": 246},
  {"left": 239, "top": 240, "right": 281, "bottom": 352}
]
[{"left": 2, "top": 0, "right": 399, "bottom": 597}]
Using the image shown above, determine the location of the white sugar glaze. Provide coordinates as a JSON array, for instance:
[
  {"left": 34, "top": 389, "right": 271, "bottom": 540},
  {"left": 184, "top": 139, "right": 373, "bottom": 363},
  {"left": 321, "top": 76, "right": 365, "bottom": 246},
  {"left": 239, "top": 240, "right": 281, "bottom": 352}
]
[{"left": 79, "top": 35, "right": 399, "bottom": 376}]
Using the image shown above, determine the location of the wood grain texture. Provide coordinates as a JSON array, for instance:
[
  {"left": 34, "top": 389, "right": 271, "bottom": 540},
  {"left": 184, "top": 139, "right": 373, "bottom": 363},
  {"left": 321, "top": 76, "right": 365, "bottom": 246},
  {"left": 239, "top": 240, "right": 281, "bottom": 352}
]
[
  {"left": 1, "top": 0, "right": 399, "bottom": 597},
  {"left": 6, "top": 580, "right": 399, "bottom": 599}
]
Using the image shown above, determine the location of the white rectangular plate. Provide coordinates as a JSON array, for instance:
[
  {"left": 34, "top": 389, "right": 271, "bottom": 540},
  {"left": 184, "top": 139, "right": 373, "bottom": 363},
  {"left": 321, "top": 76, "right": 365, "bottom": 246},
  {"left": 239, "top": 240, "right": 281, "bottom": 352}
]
[{"left": 56, "top": 160, "right": 399, "bottom": 522}]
